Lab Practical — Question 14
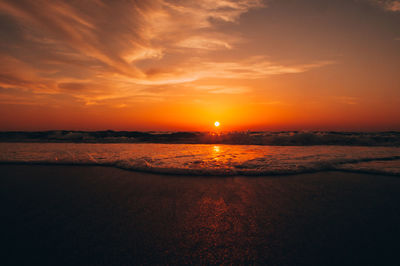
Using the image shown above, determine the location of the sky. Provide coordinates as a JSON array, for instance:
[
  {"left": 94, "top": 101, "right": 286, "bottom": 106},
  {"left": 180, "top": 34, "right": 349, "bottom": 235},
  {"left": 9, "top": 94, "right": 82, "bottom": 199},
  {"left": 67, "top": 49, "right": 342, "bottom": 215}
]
[{"left": 0, "top": 0, "right": 399, "bottom": 131}]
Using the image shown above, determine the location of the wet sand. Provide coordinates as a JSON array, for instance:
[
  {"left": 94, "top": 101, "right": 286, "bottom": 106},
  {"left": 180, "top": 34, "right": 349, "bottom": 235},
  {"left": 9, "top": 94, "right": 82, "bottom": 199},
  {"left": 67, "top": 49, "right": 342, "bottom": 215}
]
[{"left": 1, "top": 165, "right": 400, "bottom": 265}]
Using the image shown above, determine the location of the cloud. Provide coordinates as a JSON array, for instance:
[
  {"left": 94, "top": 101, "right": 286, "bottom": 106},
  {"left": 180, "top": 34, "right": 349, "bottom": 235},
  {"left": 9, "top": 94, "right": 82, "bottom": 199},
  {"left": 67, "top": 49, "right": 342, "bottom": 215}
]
[
  {"left": 194, "top": 85, "right": 250, "bottom": 94},
  {"left": 123, "top": 47, "right": 164, "bottom": 63},
  {"left": 0, "top": 0, "right": 154, "bottom": 78},
  {"left": 371, "top": 0, "right": 400, "bottom": 11},
  {"left": 385, "top": 0, "right": 400, "bottom": 11},
  {"left": 161, "top": 0, "right": 264, "bottom": 27},
  {"left": 0, "top": 0, "right": 260, "bottom": 79},
  {"left": 197, "top": 59, "right": 333, "bottom": 79},
  {"left": 132, "top": 58, "right": 334, "bottom": 85},
  {"left": 177, "top": 36, "right": 233, "bottom": 50},
  {"left": 0, "top": 0, "right": 332, "bottom": 107}
]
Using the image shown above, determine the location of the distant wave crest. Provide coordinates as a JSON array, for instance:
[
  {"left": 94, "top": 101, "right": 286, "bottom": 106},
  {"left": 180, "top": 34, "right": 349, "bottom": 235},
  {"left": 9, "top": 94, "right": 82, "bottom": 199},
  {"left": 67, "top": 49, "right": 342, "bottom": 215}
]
[{"left": 1, "top": 131, "right": 400, "bottom": 146}]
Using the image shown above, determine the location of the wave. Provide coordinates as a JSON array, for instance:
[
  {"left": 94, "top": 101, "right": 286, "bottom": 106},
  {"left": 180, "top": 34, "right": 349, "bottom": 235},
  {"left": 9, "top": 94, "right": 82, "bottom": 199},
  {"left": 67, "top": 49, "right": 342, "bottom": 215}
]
[
  {"left": 1, "top": 131, "right": 400, "bottom": 146},
  {"left": 1, "top": 143, "right": 400, "bottom": 176},
  {"left": 1, "top": 154, "right": 399, "bottom": 177}
]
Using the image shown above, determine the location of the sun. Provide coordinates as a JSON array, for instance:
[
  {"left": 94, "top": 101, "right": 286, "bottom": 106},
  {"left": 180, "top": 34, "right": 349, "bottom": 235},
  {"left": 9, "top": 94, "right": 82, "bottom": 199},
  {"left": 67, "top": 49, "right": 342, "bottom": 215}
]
[{"left": 214, "top": 121, "right": 220, "bottom": 127}]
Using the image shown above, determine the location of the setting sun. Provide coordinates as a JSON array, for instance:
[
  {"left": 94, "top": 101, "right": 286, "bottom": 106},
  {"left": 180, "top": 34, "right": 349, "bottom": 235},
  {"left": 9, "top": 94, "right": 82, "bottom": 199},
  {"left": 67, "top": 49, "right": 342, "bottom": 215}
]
[{"left": 214, "top": 121, "right": 220, "bottom": 127}]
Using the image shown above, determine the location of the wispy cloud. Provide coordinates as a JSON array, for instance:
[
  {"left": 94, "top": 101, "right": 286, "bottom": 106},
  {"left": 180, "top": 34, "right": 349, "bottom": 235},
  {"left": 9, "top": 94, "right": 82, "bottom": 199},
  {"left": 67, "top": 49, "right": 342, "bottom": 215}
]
[
  {"left": 132, "top": 58, "right": 334, "bottom": 85},
  {"left": 0, "top": 0, "right": 332, "bottom": 107},
  {"left": 161, "top": 0, "right": 264, "bottom": 27},
  {"left": 176, "top": 36, "right": 233, "bottom": 50},
  {"left": 371, "top": 0, "right": 400, "bottom": 11},
  {"left": 385, "top": 0, "right": 400, "bottom": 11},
  {"left": 194, "top": 85, "right": 250, "bottom": 94}
]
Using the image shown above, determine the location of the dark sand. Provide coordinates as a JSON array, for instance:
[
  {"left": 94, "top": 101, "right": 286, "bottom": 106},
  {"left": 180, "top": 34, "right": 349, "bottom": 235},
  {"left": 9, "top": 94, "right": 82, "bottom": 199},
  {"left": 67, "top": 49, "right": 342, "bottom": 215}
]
[{"left": 1, "top": 165, "right": 400, "bottom": 265}]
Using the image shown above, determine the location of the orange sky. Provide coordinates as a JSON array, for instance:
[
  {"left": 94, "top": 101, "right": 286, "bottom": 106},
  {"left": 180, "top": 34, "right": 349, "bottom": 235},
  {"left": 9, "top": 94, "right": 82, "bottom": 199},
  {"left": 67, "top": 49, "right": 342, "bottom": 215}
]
[{"left": 0, "top": 0, "right": 399, "bottom": 131}]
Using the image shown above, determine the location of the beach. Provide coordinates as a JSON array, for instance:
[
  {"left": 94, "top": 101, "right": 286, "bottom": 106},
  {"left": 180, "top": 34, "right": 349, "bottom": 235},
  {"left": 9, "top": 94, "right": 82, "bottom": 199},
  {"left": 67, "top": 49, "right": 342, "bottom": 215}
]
[{"left": 1, "top": 165, "right": 400, "bottom": 265}]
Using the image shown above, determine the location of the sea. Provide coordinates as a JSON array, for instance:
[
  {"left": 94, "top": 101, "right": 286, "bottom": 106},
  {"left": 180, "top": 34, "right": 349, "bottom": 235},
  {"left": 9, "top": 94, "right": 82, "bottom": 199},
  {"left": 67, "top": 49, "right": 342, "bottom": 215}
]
[{"left": 1, "top": 131, "right": 400, "bottom": 176}]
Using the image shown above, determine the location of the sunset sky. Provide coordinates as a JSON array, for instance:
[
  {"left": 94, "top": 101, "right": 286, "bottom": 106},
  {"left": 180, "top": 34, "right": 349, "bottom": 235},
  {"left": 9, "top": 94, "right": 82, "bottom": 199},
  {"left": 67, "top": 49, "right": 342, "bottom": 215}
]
[{"left": 0, "top": 0, "right": 399, "bottom": 131}]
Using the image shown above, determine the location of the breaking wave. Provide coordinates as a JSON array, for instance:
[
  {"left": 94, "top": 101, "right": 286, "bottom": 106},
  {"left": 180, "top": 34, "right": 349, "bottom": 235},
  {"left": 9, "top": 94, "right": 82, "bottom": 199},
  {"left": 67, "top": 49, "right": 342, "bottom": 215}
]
[{"left": 1, "top": 143, "right": 400, "bottom": 176}]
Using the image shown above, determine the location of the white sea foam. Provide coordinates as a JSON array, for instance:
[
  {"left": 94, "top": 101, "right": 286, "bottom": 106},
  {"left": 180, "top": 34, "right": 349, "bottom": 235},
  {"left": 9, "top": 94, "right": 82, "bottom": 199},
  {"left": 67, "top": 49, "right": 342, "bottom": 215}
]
[{"left": 0, "top": 143, "right": 400, "bottom": 176}]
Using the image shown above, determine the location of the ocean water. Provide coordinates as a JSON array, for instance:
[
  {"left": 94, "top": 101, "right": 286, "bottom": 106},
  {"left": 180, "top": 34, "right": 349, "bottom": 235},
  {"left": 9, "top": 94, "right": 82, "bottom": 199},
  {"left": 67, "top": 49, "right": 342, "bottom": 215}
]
[
  {"left": 1, "top": 131, "right": 400, "bottom": 146},
  {"left": 1, "top": 143, "right": 400, "bottom": 176}
]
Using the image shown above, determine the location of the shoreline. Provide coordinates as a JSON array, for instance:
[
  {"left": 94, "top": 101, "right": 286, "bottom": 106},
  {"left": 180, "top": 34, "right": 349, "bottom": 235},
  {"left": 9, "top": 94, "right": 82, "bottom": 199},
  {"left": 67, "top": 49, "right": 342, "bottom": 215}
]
[
  {"left": 0, "top": 161, "right": 400, "bottom": 177},
  {"left": 1, "top": 164, "right": 400, "bottom": 265}
]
